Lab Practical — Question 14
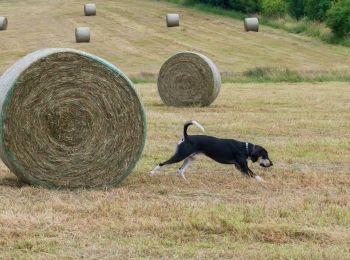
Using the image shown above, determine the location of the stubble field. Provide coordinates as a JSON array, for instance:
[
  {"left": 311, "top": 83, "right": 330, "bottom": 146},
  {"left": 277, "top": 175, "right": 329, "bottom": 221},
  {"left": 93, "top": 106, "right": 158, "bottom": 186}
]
[
  {"left": 1, "top": 82, "right": 349, "bottom": 258},
  {"left": 0, "top": 0, "right": 349, "bottom": 258}
]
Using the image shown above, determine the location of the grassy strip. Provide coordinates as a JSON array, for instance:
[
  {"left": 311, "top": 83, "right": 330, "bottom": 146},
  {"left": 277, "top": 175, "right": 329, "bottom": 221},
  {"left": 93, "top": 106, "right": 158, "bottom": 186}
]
[
  {"left": 157, "top": 0, "right": 350, "bottom": 48},
  {"left": 157, "top": 0, "right": 244, "bottom": 19},
  {"left": 260, "top": 17, "right": 350, "bottom": 48},
  {"left": 223, "top": 67, "right": 350, "bottom": 83},
  {"left": 130, "top": 67, "right": 350, "bottom": 84}
]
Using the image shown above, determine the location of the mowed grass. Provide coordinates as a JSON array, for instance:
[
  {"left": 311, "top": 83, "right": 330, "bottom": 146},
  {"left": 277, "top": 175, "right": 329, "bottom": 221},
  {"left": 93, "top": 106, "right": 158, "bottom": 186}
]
[
  {"left": 1, "top": 0, "right": 350, "bottom": 80},
  {"left": 0, "top": 0, "right": 350, "bottom": 258},
  {"left": 0, "top": 82, "right": 349, "bottom": 259}
]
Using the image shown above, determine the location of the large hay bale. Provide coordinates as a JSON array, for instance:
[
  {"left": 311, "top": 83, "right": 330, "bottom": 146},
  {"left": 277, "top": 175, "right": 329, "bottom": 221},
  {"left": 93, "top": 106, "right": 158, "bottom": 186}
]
[
  {"left": 157, "top": 52, "right": 221, "bottom": 107},
  {"left": 0, "top": 16, "right": 8, "bottom": 30},
  {"left": 0, "top": 48, "right": 146, "bottom": 189},
  {"left": 166, "top": 14, "right": 179, "bottom": 27},
  {"left": 244, "top": 18, "right": 259, "bottom": 32},
  {"left": 84, "top": 3, "right": 96, "bottom": 16},
  {"left": 75, "top": 27, "right": 90, "bottom": 43}
]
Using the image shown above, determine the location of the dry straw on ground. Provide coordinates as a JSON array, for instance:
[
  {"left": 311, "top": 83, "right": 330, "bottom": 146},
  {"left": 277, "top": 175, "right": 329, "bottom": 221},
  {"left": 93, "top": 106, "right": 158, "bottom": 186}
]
[
  {"left": 157, "top": 52, "right": 221, "bottom": 107},
  {"left": 0, "top": 48, "right": 146, "bottom": 189},
  {"left": 244, "top": 18, "right": 259, "bottom": 32},
  {"left": 0, "top": 16, "right": 8, "bottom": 30}
]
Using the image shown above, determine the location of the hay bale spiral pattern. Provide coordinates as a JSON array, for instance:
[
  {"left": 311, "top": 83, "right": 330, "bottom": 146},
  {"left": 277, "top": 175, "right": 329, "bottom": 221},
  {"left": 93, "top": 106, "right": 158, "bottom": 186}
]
[
  {"left": 157, "top": 52, "right": 221, "bottom": 107},
  {"left": 0, "top": 16, "right": 8, "bottom": 30},
  {"left": 0, "top": 48, "right": 146, "bottom": 189}
]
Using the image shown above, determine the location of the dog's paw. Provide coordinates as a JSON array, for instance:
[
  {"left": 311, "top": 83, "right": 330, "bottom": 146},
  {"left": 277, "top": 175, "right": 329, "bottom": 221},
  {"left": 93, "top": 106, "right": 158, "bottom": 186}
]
[
  {"left": 149, "top": 171, "right": 155, "bottom": 177},
  {"left": 177, "top": 170, "right": 188, "bottom": 181},
  {"left": 255, "top": 176, "right": 265, "bottom": 182}
]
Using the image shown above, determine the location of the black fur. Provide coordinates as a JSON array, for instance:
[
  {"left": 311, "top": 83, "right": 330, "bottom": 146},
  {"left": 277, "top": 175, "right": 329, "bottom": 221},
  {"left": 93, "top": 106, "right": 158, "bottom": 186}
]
[{"left": 152, "top": 121, "right": 273, "bottom": 180}]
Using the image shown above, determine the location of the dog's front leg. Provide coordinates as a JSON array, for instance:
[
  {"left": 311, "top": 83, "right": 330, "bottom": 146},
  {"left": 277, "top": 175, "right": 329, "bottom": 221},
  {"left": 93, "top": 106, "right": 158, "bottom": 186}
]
[
  {"left": 238, "top": 161, "right": 264, "bottom": 182},
  {"left": 248, "top": 168, "right": 265, "bottom": 182}
]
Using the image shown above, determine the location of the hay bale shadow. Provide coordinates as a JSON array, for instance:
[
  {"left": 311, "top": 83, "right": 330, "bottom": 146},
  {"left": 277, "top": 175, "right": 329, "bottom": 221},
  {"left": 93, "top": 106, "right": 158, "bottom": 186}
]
[{"left": 0, "top": 176, "right": 27, "bottom": 188}]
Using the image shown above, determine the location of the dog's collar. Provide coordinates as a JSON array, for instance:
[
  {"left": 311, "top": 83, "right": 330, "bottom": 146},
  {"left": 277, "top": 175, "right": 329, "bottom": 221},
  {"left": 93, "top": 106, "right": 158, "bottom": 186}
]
[{"left": 246, "top": 142, "right": 255, "bottom": 157}]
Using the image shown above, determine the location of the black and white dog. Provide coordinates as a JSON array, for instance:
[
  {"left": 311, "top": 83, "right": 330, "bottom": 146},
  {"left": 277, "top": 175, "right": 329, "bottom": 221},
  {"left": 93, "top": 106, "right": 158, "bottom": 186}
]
[{"left": 150, "top": 120, "right": 273, "bottom": 181}]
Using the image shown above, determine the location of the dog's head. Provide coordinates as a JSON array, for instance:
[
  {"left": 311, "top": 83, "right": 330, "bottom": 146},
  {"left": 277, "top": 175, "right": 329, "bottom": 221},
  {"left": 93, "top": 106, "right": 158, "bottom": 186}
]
[{"left": 251, "top": 145, "right": 273, "bottom": 168}]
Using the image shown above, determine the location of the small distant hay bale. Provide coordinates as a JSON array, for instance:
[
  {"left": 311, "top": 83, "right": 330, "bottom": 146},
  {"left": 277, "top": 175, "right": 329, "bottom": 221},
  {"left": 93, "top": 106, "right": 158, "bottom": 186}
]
[
  {"left": 84, "top": 3, "right": 96, "bottom": 16},
  {"left": 0, "top": 48, "right": 146, "bottom": 189},
  {"left": 166, "top": 13, "right": 179, "bottom": 27},
  {"left": 244, "top": 18, "right": 259, "bottom": 32},
  {"left": 75, "top": 27, "right": 90, "bottom": 43},
  {"left": 157, "top": 52, "right": 221, "bottom": 107},
  {"left": 0, "top": 16, "right": 8, "bottom": 30}
]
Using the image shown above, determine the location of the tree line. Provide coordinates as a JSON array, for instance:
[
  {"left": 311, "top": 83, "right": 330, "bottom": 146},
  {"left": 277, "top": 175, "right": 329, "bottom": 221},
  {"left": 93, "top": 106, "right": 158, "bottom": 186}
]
[{"left": 183, "top": 0, "right": 350, "bottom": 38}]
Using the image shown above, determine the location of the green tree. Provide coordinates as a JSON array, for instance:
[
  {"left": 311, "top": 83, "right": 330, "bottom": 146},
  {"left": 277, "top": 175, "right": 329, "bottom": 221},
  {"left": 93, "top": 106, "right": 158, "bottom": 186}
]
[
  {"left": 228, "top": 0, "right": 261, "bottom": 13},
  {"left": 285, "top": 0, "right": 307, "bottom": 20},
  {"left": 184, "top": 0, "right": 261, "bottom": 13},
  {"left": 261, "top": 0, "right": 287, "bottom": 17},
  {"left": 305, "top": 0, "right": 331, "bottom": 21},
  {"left": 326, "top": 0, "right": 350, "bottom": 37}
]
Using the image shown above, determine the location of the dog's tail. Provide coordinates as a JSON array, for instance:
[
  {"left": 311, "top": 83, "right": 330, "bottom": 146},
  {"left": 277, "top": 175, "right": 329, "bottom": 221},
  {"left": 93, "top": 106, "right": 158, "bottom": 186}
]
[{"left": 184, "top": 120, "right": 205, "bottom": 139}]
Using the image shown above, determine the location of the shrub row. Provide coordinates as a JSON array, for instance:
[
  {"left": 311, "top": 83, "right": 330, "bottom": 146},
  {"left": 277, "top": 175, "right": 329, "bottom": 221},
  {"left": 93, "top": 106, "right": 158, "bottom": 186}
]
[{"left": 183, "top": 0, "right": 350, "bottom": 37}]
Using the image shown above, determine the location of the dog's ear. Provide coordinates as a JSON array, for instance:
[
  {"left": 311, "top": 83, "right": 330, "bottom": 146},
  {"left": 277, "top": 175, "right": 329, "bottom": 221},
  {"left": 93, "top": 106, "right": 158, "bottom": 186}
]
[{"left": 251, "top": 147, "right": 260, "bottom": 162}]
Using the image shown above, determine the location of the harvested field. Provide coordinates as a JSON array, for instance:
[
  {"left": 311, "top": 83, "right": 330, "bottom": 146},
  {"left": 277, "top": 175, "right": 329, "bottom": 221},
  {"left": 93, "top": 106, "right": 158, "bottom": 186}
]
[
  {"left": 0, "top": 0, "right": 349, "bottom": 258},
  {"left": 0, "top": 82, "right": 349, "bottom": 258}
]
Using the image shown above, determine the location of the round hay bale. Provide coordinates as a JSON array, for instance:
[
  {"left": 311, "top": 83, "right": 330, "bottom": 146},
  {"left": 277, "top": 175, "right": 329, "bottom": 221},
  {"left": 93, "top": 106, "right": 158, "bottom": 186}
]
[
  {"left": 0, "top": 16, "right": 8, "bottom": 30},
  {"left": 244, "top": 18, "right": 259, "bottom": 32},
  {"left": 166, "top": 13, "right": 179, "bottom": 27},
  {"left": 84, "top": 3, "right": 96, "bottom": 16},
  {"left": 75, "top": 27, "right": 90, "bottom": 43},
  {"left": 0, "top": 48, "right": 146, "bottom": 189},
  {"left": 157, "top": 52, "right": 221, "bottom": 107}
]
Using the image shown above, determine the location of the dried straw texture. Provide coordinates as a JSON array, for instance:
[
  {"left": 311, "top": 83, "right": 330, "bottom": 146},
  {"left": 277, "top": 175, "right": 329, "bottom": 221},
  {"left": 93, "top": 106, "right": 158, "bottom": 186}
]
[
  {"left": 0, "top": 16, "right": 8, "bottom": 30},
  {"left": 157, "top": 52, "right": 221, "bottom": 107},
  {"left": 75, "top": 27, "right": 90, "bottom": 43},
  {"left": 244, "top": 18, "right": 259, "bottom": 32},
  {"left": 166, "top": 14, "right": 179, "bottom": 27},
  {"left": 0, "top": 48, "right": 146, "bottom": 189},
  {"left": 84, "top": 3, "right": 96, "bottom": 16}
]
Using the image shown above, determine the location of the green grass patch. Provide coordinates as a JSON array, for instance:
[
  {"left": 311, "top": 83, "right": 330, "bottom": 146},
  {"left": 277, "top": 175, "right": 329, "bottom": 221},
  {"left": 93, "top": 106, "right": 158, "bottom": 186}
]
[
  {"left": 226, "top": 67, "right": 350, "bottom": 83},
  {"left": 10, "top": 238, "right": 58, "bottom": 254},
  {"left": 157, "top": 0, "right": 244, "bottom": 20},
  {"left": 131, "top": 67, "right": 350, "bottom": 84}
]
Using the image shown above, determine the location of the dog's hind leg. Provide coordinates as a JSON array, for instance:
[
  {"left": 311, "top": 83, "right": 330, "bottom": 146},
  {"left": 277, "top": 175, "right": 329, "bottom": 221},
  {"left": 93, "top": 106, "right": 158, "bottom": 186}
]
[
  {"left": 149, "top": 151, "right": 193, "bottom": 177},
  {"left": 177, "top": 154, "right": 196, "bottom": 180},
  {"left": 149, "top": 164, "right": 164, "bottom": 176}
]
